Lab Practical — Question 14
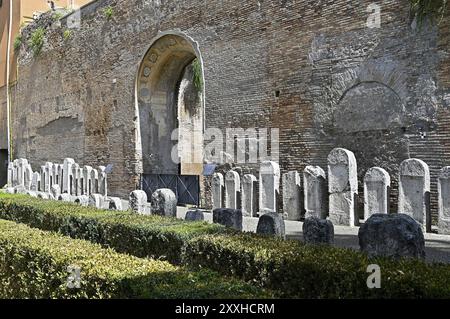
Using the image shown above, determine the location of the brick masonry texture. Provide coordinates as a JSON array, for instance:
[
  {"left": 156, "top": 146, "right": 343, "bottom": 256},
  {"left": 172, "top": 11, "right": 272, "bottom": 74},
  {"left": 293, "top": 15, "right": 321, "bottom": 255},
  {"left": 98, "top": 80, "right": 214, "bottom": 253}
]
[{"left": 8, "top": 0, "right": 450, "bottom": 224}]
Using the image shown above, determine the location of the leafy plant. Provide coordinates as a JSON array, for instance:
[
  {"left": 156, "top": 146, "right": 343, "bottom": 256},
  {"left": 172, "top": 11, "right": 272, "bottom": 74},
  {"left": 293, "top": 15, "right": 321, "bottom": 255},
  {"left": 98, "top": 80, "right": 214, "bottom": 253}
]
[
  {"left": 63, "top": 29, "right": 72, "bottom": 41},
  {"left": 103, "top": 6, "right": 114, "bottom": 20},
  {"left": 29, "top": 27, "right": 46, "bottom": 57},
  {"left": 192, "top": 58, "right": 203, "bottom": 92},
  {"left": 13, "top": 35, "right": 22, "bottom": 51},
  {"left": 52, "top": 12, "right": 63, "bottom": 21},
  {"left": 410, "top": 0, "right": 448, "bottom": 27}
]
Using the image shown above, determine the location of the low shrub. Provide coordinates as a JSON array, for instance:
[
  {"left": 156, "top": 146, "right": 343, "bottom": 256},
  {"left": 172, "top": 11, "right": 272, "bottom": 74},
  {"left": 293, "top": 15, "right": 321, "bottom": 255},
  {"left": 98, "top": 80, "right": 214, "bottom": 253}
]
[
  {"left": 0, "top": 194, "right": 230, "bottom": 264},
  {"left": 0, "top": 219, "right": 269, "bottom": 299},
  {"left": 182, "top": 233, "right": 450, "bottom": 298}
]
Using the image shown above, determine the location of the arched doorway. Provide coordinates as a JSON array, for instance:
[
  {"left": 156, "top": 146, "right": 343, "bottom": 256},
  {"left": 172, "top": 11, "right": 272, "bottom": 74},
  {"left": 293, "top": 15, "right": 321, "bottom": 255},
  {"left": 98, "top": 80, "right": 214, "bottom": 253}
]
[{"left": 136, "top": 33, "right": 204, "bottom": 205}]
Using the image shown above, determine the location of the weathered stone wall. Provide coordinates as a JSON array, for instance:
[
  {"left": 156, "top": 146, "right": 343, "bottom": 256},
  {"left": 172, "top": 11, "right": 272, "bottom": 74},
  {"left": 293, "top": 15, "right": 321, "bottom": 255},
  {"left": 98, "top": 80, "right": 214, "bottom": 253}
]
[{"left": 10, "top": 0, "right": 450, "bottom": 224}]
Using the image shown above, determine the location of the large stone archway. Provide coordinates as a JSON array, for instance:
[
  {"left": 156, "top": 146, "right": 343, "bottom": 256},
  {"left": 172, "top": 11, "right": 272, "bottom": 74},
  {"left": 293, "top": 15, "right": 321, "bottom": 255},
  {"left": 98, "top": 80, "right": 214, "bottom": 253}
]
[
  {"left": 135, "top": 33, "right": 205, "bottom": 206},
  {"left": 136, "top": 33, "right": 204, "bottom": 177}
]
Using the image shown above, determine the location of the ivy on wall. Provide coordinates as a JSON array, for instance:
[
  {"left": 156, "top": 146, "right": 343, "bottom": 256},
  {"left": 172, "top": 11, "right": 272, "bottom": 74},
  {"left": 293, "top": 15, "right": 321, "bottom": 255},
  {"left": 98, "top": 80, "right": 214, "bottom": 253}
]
[{"left": 410, "top": 0, "right": 448, "bottom": 27}]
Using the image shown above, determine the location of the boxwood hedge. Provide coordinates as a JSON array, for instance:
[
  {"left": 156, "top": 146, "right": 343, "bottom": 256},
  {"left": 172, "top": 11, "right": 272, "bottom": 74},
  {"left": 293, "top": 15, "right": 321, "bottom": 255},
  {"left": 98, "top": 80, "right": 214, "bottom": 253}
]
[
  {"left": 0, "top": 219, "right": 269, "bottom": 299},
  {"left": 1, "top": 193, "right": 450, "bottom": 298},
  {"left": 0, "top": 193, "right": 231, "bottom": 264},
  {"left": 182, "top": 233, "right": 450, "bottom": 298}
]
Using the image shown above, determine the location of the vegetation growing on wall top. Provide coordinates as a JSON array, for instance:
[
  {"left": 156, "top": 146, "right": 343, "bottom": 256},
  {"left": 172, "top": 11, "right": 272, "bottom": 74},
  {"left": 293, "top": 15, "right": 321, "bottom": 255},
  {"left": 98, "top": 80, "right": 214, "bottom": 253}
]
[
  {"left": 104, "top": 6, "right": 114, "bottom": 20},
  {"left": 29, "top": 27, "right": 46, "bottom": 57},
  {"left": 13, "top": 35, "right": 22, "bottom": 51},
  {"left": 410, "top": 0, "right": 448, "bottom": 27}
]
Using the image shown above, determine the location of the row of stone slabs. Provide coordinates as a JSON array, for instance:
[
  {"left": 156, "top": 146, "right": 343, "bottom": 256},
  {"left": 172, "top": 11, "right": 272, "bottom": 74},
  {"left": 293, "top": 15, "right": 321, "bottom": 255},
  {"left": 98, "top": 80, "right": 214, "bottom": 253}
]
[{"left": 212, "top": 148, "right": 450, "bottom": 235}]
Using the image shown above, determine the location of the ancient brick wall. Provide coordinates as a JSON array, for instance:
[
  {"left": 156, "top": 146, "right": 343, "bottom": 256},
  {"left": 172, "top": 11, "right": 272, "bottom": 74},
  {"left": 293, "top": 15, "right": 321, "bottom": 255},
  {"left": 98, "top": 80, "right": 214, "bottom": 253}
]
[{"left": 10, "top": 0, "right": 450, "bottom": 224}]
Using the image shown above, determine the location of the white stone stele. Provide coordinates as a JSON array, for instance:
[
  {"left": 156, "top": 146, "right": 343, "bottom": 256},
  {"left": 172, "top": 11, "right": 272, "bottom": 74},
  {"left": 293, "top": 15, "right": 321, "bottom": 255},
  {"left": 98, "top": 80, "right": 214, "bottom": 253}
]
[
  {"left": 328, "top": 148, "right": 359, "bottom": 227},
  {"left": 17, "top": 159, "right": 28, "bottom": 187},
  {"left": 70, "top": 163, "right": 80, "bottom": 196},
  {"left": 259, "top": 161, "right": 280, "bottom": 213},
  {"left": 90, "top": 169, "right": 99, "bottom": 194},
  {"left": 44, "top": 162, "right": 53, "bottom": 193},
  {"left": 98, "top": 166, "right": 108, "bottom": 196},
  {"left": 363, "top": 167, "right": 390, "bottom": 220},
  {"left": 304, "top": 165, "right": 328, "bottom": 219},
  {"left": 241, "top": 174, "right": 257, "bottom": 217},
  {"left": 31, "top": 172, "right": 41, "bottom": 192},
  {"left": 282, "top": 171, "right": 302, "bottom": 221},
  {"left": 7, "top": 162, "right": 14, "bottom": 187},
  {"left": 398, "top": 158, "right": 431, "bottom": 232},
  {"left": 225, "top": 170, "right": 240, "bottom": 209},
  {"left": 438, "top": 167, "right": 450, "bottom": 235},
  {"left": 24, "top": 164, "right": 33, "bottom": 191},
  {"left": 129, "top": 190, "right": 148, "bottom": 214},
  {"left": 63, "top": 158, "right": 75, "bottom": 194},
  {"left": 212, "top": 173, "right": 224, "bottom": 209},
  {"left": 83, "top": 166, "right": 93, "bottom": 195}
]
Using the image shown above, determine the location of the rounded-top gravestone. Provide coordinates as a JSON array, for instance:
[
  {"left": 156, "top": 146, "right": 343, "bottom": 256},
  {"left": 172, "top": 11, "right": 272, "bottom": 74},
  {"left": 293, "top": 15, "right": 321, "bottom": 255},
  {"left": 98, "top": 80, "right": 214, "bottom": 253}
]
[
  {"left": 303, "top": 217, "right": 334, "bottom": 245},
  {"left": 213, "top": 208, "right": 243, "bottom": 231},
  {"left": 151, "top": 188, "right": 177, "bottom": 217},
  {"left": 256, "top": 211, "right": 286, "bottom": 239},
  {"left": 185, "top": 209, "right": 206, "bottom": 222}
]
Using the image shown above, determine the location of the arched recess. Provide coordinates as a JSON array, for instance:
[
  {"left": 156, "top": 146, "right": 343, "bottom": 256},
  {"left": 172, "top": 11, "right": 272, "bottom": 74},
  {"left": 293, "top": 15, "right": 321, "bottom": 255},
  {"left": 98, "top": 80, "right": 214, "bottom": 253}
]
[{"left": 135, "top": 33, "right": 205, "bottom": 176}]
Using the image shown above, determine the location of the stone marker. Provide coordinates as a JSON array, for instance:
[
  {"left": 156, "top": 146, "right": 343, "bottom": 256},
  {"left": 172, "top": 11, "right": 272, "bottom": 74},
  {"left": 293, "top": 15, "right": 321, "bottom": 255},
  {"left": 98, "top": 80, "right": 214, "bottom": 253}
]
[
  {"left": 185, "top": 209, "right": 206, "bottom": 221},
  {"left": 12, "top": 160, "right": 18, "bottom": 187},
  {"left": 438, "top": 167, "right": 450, "bottom": 235},
  {"left": 303, "top": 217, "right": 334, "bottom": 245},
  {"left": 40, "top": 165, "right": 46, "bottom": 191},
  {"left": 27, "top": 191, "right": 38, "bottom": 198},
  {"left": 75, "top": 195, "right": 89, "bottom": 207},
  {"left": 58, "top": 193, "right": 74, "bottom": 202},
  {"left": 241, "top": 174, "right": 257, "bottom": 217},
  {"left": 129, "top": 190, "right": 148, "bottom": 214},
  {"left": 259, "top": 161, "right": 280, "bottom": 213},
  {"left": 225, "top": 170, "right": 240, "bottom": 209},
  {"left": 63, "top": 158, "right": 75, "bottom": 194},
  {"left": 359, "top": 213, "right": 425, "bottom": 259},
  {"left": 31, "top": 172, "right": 41, "bottom": 192},
  {"left": 398, "top": 158, "right": 430, "bottom": 232},
  {"left": 90, "top": 169, "right": 99, "bottom": 194},
  {"left": 52, "top": 164, "right": 60, "bottom": 191},
  {"left": 5, "top": 187, "right": 14, "bottom": 194},
  {"left": 37, "top": 192, "right": 49, "bottom": 200},
  {"left": 328, "top": 148, "right": 358, "bottom": 226},
  {"left": 98, "top": 166, "right": 108, "bottom": 196},
  {"left": 364, "top": 167, "right": 390, "bottom": 220},
  {"left": 7, "top": 162, "right": 14, "bottom": 187},
  {"left": 75, "top": 166, "right": 83, "bottom": 195},
  {"left": 304, "top": 166, "right": 328, "bottom": 219},
  {"left": 282, "top": 171, "right": 302, "bottom": 221},
  {"left": 14, "top": 185, "right": 27, "bottom": 194},
  {"left": 83, "top": 166, "right": 93, "bottom": 195},
  {"left": 89, "top": 194, "right": 104, "bottom": 209},
  {"left": 108, "top": 197, "right": 123, "bottom": 211},
  {"left": 151, "top": 188, "right": 177, "bottom": 217},
  {"left": 212, "top": 173, "right": 224, "bottom": 209},
  {"left": 44, "top": 162, "right": 53, "bottom": 192},
  {"left": 256, "top": 211, "right": 286, "bottom": 239},
  {"left": 213, "top": 208, "right": 243, "bottom": 231},
  {"left": 24, "top": 164, "right": 33, "bottom": 190},
  {"left": 51, "top": 184, "right": 61, "bottom": 199}
]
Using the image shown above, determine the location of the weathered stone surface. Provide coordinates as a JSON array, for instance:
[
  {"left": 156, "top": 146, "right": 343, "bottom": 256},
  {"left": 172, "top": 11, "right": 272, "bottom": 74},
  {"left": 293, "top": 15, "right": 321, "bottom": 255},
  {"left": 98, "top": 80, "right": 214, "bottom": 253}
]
[
  {"left": 185, "top": 209, "right": 206, "bottom": 221},
  {"left": 304, "top": 166, "right": 328, "bottom": 219},
  {"left": 83, "top": 166, "right": 93, "bottom": 195},
  {"left": 5, "top": 187, "right": 15, "bottom": 194},
  {"left": 24, "top": 164, "right": 33, "bottom": 190},
  {"left": 31, "top": 172, "right": 41, "bottom": 192},
  {"left": 303, "top": 217, "right": 334, "bottom": 245},
  {"left": 282, "top": 171, "right": 302, "bottom": 221},
  {"left": 108, "top": 197, "right": 123, "bottom": 211},
  {"left": 256, "top": 212, "right": 286, "bottom": 238},
  {"left": 438, "top": 167, "right": 450, "bottom": 235},
  {"left": 27, "top": 191, "right": 38, "bottom": 198},
  {"left": 212, "top": 173, "right": 224, "bottom": 209},
  {"left": 51, "top": 184, "right": 61, "bottom": 199},
  {"left": 90, "top": 169, "right": 99, "bottom": 194},
  {"left": 328, "top": 148, "right": 358, "bottom": 226},
  {"left": 98, "top": 166, "right": 108, "bottom": 196},
  {"left": 398, "top": 158, "right": 430, "bottom": 232},
  {"left": 359, "top": 213, "right": 425, "bottom": 259},
  {"left": 63, "top": 158, "right": 75, "bottom": 194},
  {"left": 44, "top": 162, "right": 53, "bottom": 193},
  {"left": 16, "top": 159, "right": 28, "bottom": 187},
  {"left": 241, "top": 174, "right": 257, "bottom": 217},
  {"left": 259, "top": 161, "right": 280, "bottom": 213},
  {"left": 151, "top": 188, "right": 177, "bottom": 217},
  {"left": 37, "top": 192, "right": 50, "bottom": 200},
  {"left": 58, "top": 193, "right": 74, "bottom": 202},
  {"left": 14, "top": 185, "right": 27, "bottom": 194},
  {"left": 129, "top": 190, "right": 148, "bottom": 214},
  {"left": 364, "top": 167, "right": 390, "bottom": 220},
  {"left": 75, "top": 195, "right": 89, "bottom": 207},
  {"left": 213, "top": 208, "right": 243, "bottom": 231},
  {"left": 225, "top": 170, "right": 240, "bottom": 209},
  {"left": 89, "top": 194, "right": 104, "bottom": 209}
]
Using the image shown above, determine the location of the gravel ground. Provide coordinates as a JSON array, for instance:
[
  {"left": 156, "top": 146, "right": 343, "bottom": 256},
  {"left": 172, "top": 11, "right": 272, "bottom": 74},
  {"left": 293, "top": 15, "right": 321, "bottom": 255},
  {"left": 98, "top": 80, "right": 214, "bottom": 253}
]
[{"left": 177, "top": 208, "right": 450, "bottom": 264}]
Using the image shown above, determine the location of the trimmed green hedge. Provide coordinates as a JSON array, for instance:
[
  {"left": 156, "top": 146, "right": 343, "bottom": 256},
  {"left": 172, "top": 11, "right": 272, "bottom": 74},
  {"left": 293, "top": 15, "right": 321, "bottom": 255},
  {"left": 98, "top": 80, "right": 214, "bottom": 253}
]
[
  {"left": 2, "top": 193, "right": 450, "bottom": 298},
  {"left": 0, "top": 193, "right": 230, "bottom": 264},
  {"left": 0, "top": 219, "right": 269, "bottom": 299},
  {"left": 182, "top": 233, "right": 450, "bottom": 298}
]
